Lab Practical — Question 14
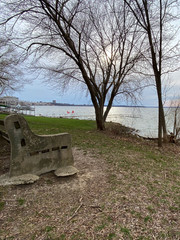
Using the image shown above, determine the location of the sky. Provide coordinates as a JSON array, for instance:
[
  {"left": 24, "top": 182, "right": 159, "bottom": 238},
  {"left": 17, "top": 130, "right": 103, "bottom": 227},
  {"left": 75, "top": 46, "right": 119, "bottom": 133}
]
[
  {"left": 11, "top": 80, "right": 92, "bottom": 105},
  {"left": 8, "top": 68, "right": 180, "bottom": 106},
  {"left": 1, "top": 1, "right": 179, "bottom": 107}
]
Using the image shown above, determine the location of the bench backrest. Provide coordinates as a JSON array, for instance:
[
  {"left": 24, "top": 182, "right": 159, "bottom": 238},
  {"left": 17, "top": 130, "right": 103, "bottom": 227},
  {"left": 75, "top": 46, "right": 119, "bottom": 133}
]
[{"left": 4, "top": 114, "right": 75, "bottom": 177}]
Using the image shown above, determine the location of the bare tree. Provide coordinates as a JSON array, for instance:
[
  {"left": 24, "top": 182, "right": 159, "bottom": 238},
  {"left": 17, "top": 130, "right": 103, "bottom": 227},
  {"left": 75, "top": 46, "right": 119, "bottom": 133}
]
[
  {"left": 1, "top": 0, "right": 144, "bottom": 130},
  {"left": 124, "top": 0, "right": 180, "bottom": 146},
  {"left": 0, "top": 33, "right": 23, "bottom": 95}
]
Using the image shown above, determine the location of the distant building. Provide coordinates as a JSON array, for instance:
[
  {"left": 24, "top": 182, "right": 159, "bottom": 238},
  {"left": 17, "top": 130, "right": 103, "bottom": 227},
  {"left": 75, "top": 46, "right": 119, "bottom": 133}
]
[
  {"left": 0, "top": 96, "right": 19, "bottom": 106},
  {"left": 52, "top": 100, "right": 56, "bottom": 104}
]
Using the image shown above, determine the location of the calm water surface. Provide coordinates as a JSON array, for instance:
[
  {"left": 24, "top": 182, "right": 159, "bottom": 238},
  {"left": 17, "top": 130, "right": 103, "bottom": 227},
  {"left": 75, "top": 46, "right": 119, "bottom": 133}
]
[{"left": 34, "top": 106, "right": 172, "bottom": 138}]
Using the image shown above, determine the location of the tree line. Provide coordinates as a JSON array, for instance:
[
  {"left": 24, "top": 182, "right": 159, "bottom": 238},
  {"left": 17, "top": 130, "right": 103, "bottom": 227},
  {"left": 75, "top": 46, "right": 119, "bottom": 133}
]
[{"left": 1, "top": 0, "right": 180, "bottom": 146}]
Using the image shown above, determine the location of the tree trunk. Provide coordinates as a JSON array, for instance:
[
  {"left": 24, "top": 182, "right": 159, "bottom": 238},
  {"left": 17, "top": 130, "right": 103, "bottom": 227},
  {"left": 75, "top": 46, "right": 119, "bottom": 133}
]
[
  {"left": 94, "top": 104, "right": 105, "bottom": 130},
  {"left": 157, "top": 94, "right": 163, "bottom": 147},
  {"left": 161, "top": 105, "right": 167, "bottom": 141},
  {"left": 173, "top": 109, "right": 177, "bottom": 136},
  {"left": 96, "top": 114, "right": 105, "bottom": 130},
  {"left": 156, "top": 78, "right": 167, "bottom": 146}
]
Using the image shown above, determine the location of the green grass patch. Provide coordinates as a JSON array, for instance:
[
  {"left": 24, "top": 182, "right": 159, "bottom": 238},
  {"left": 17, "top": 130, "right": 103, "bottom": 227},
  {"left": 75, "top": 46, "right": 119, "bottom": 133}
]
[
  {"left": 45, "top": 225, "right": 54, "bottom": 233},
  {"left": 95, "top": 222, "right": 106, "bottom": 231},
  {"left": 108, "top": 233, "right": 116, "bottom": 239},
  {"left": 17, "top": 198, "right": 25, "bottom": 206},
  {"left": 0, "top": 201, "right": 5, "bottom": 211},
  {"left": 120, "top": 227, "right": 132, "bottom": 239},
  {"left": 25, "top": 115, "right": 96, "bottom": 132},
  {"left": 0, "top": 113, "right": 7, "bottom": 120}
]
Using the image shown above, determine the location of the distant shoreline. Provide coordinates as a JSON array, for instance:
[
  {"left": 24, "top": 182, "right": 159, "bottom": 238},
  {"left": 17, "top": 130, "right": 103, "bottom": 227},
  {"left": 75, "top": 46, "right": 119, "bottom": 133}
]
[{"left": 34, "top": 103, "right": 160, "bottom": 108}]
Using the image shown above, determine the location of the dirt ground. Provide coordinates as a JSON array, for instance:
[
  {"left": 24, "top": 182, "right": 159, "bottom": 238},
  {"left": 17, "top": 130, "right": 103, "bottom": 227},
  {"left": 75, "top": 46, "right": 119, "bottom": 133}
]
[
  {"left": 0, "top": 135, "right": 180, "bottom": 240},
  {"left": 0, "top": 136, "right": 111, "bottom": 239}
]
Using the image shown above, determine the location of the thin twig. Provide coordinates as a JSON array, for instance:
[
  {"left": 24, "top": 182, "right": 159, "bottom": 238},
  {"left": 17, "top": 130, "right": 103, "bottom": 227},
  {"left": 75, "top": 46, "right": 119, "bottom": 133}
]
[
  {"left": 67, "top": 197, "right": 83, "bottom": 222},
  {"left": 89, "top": 205, "right": 102, "bottom": 212}
]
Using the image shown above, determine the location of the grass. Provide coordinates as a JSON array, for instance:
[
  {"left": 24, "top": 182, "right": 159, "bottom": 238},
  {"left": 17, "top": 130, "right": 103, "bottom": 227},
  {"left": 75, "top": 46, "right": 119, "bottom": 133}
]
[
  {"left": 25, "top": 115, "right": 96, "bottom": 131},
  {"left": 0, "top": 201, "right": 5, "bottom": 211},
  {"left": 0, "top": 113, "right": 180, "bottom": 239},
  {"left": 17, "top": 198, "right": 25, "bottom": 206}
]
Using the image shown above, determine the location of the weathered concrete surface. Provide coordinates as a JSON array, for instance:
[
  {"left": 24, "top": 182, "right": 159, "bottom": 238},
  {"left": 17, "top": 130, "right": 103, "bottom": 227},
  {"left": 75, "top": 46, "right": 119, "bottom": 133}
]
[
  {"left": 55, "top": 166, "right": 79, "bottom": 177},
  {"left": 0, "top": 173, "right": 39, "bottom": 186},
  {"left": 0, "top": 114, "right": 78, "bottom": 185}
]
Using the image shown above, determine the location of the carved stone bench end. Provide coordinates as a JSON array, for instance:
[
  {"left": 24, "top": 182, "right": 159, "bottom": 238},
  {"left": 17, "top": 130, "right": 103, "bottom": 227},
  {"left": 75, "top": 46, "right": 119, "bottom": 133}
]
[{"left": 0, "top": 114, "right": 78, "bottom": 186}]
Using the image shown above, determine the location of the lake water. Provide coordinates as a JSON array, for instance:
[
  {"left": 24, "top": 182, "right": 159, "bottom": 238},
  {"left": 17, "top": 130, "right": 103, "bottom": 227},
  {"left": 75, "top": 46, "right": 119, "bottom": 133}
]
[{"left": 34, "top": 105, "right": 174, "bottom": 138}]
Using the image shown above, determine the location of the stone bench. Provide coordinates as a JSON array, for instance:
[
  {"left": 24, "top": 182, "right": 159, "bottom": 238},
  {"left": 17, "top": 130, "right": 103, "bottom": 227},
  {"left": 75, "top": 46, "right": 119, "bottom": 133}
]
[{"left": 0, "top": 114, "right": 78, "bottom": 185}]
